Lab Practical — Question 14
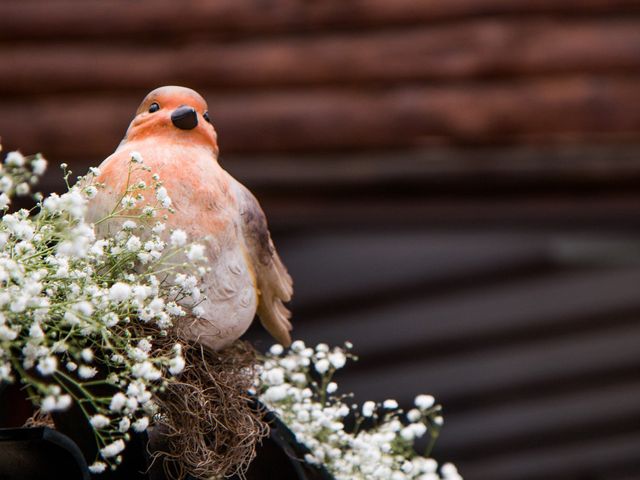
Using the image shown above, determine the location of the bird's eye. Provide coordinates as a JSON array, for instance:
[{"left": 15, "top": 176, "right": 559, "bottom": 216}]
[
  {"left": 203, "top": 111, "right": 211, "bottom": 123},
  {"left": 148, "top": 102, "right": 160, "bottom": 113}
]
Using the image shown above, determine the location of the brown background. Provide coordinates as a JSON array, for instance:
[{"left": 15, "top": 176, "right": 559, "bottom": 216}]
[{"left": 2, "top": 1, "right": 640, "bottom": 479}]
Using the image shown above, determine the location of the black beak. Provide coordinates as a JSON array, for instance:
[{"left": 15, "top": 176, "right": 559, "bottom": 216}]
[{"left": 171, "top": 106, "right": 198, "bottom": 130}]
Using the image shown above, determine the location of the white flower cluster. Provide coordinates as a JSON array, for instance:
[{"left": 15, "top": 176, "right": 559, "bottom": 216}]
[
  {"left": 0, "top": 147, "right": 209, "bottom": 473},
  {"left": 258, "top": 341, "right": 462, "bottom": 480},
  {"left": 0, "top": 148, "right": 47, "bottom": 210}
]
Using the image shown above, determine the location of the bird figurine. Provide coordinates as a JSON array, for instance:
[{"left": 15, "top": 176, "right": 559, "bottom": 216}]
[{"left": 85, "top": 86, "right": 293, "bottom": 350}]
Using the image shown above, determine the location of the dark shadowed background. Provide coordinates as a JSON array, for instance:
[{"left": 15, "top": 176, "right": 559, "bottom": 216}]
[{"left": 2, "top": 1, "right": 640, "bottom": 479}]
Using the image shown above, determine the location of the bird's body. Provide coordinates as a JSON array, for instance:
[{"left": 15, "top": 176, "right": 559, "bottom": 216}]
[{"left": 86, "top": 86, "right": 292, "bottom": 350}]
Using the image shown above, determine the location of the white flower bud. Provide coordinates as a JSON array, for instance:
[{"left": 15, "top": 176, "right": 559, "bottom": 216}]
[
  {"left": 186, "top": 244, "right": 205, "bottom": 262},
  {"left": 362, "top": 401, "right": 376, "bottom": 417},
  {"left": 80, "top": 348, "right": 94, "bottom": 363},
  {"left": 314, "top": 359, "right": 330, "bottom": 374},
  {"left": 110, "top": 393, "right": 127, "bottom": 412},
  {"left": 90, "top": 414, "right": 110, "bottom": 428},
  {"left": 170, "top": 229, "right": 187, "bottom": 247},
  {"left": 100, "top": 439, "right": 125, "bottom": 458},
  {"left": 383, "top": 399, "right": 398, "bottom": 410},
  {"left": 109, "top": 282, "right": 131, "bottom": 303},
  {"left": 132, "top": 417, "right": 149, "bottom": 432},
  {"left": 36, "top": 356, "right": 57, "bottom": 376},
  {"left": 89, "top": 462, "right": 107, "bottom": 474},
  {"left": 415, "top": 394, "right": 435, "bottom": 410},
  {"left": 269, "top": 344, "right": 284, "bottom": 356}
]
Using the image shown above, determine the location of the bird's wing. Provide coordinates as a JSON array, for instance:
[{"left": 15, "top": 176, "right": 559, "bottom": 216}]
[{"left": 234, "top": 181, "right": 293, "bottom": 346}]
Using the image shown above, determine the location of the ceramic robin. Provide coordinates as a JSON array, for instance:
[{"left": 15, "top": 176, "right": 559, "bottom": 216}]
[{"left": 86, "top": 86, "right": 293, "bottom": 350}]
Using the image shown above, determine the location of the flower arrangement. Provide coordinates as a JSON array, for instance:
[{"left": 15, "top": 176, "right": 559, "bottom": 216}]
[
  {"left": 0, "top": 146, "right": 208, "bottom": 473},
  {"left": 258, "top": 341, "right": 462, "bottom": 480},
  {"left": 0, "top": 144, "right": 461, "bottom": 479}
]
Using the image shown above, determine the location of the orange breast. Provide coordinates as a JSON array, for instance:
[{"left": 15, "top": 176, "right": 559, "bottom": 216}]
[{"left": 96, "top": 139, "right": 236, "bottom": 240}]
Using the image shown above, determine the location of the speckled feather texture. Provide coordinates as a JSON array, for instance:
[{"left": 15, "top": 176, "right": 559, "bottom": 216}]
[{"left": 85, "top": 86, "right": 293, "bottom": 350}]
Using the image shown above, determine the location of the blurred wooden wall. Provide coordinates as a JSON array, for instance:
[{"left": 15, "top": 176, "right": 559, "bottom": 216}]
[{"left": 2, "top": 2, "right": 640, "bottom": 479}]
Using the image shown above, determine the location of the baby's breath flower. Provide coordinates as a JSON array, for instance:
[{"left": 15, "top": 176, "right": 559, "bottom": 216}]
[
  {"left": 100, "top": 439, "right": 125, "bottom": 458},
  {"left": 130, "top": 151, "right": 143, "bottom": 164},
  {"left": 137, "top": 338, "right": 152, "bottom": 353},
  {"left": 269, "top": 344, "right": 284, "bottom": 356},
  {"left": 75, "top": 300, "right": 94, "bottom": 316},
  {"left": 170, "top": 229, "right": 187, "bottom": 247},
  {"left": 78, "top": 365, "right": 98, "bottom": 379},
  {"left": 89, "top": 462, "right": 107, "bottom": 474},
  {"left": 118, "top": 417, "right": 130, "bottom": 433},
  {"left": 362, "top": 401, "right": 376, "bottom": 418},
  {"left": 110, "top": 393, "right": 127, "bottom": 412},
  {"left": 264, "top": 367, "right": 285, "bottom": 386},
  {"left": 121, "top": 196, "right": 136, "bottom": 209},
  {"left": 81, "top": 348, "right": 94, "bottom": 363},
  {"left": 0, "top": 325, "right": 17, "bottom": 341},
  {"left": 132, "top": 417, "right": 149, "bottom": 432},
  {"left": 0, "top": 363, "right": 12, "bottom": 382},
  {"left": 0, "top": 193, "right": 10, "bottom": 210},
  {"left": 36, "top": 356, "right": 57, "bottom": 376},
  {"left": 15, "top": 182, "right": 30, "bottom": 196},
  {"left": 152, "top": 222, "right": 165, "bottom": 234},
  {"left": 169, "top": 355, "right": 185, "bottom": 375},
  {"left": 5, "top": 151, "right": 25, "bottom": 167},
  {"left": 90, "top": 414, "right": 111, "bottom": 429},
  {"left": 314, "top": 358, "right": 330, "bottom": 374},
  {"left": 263, "top": 385, "right": 288, "bottom": 402},
  {"left": 186, "top": 244, "right": 205, "bottom": 262},
  {"left": 29, "top": 323, "right": 45, "bottom": 341},
  {"left": 56, "top": 395, "right": 72, "bottom": 410},
  {"left": 0, "top": 176, "right": 12, "bottom": 193},
  {"left": 142, "top": 206, "right": 155, "bottom": 217},
  {"left": 122, "top": 220, "right": 137, "bottom": 231},
  {"left": 109, "top": 282, "right": 131, "bottom": 303},
  {"left": 41, "top": 393, "right": 72, "bottom": 413},
  {"left": 31, "top": 157, "right": 47, "bottom": 176},
  {"left": 125, "top": 236, "right": 142, "bottom": 252},
  {"left": 407, "top": 409, "right": 421, "bottom": 422},
  {"left": 40, "top": 396, "right": 57, "bottom": 412},
  {"left": 84, "top": 185, "right": 98, "bottom": 199},
  {"left": 329, "top": 351, "right": 346, "bottom": 369},
  {"left": 383, "top": 399, "right": 399, "bottom": 410},
  {"left": 415, "top": 394, "right": 435, "bottom": 411},
  {"left": 155, "top": 186, "right": 170, "bottom": 203}
]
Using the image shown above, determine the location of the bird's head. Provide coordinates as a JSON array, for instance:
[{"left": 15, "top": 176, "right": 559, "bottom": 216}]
[{"left": 122, "top": 86, "right": 219, "bottom": 155}]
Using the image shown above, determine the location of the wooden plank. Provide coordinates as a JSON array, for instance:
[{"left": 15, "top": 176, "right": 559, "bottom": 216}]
[
  {"left": 280, "top": 231, "right": 549, "bottom": 309},
  {"left": 3, "top": 20, "right": 640, "bottom": 94},
  {"left": 292, "top": 267, "right": 640, "bottom": 355},
  {"left": 258, "top": 195, "right": 640, "bottom": 230},
  {"left": 438, "top": 379, "right": 640, "bottom": 454},
  {"left": 339, "top": 319, "right": 640, "bottom": 404},
  {"left": 460, "top": 429, "right": 640, "bottom": 480},
  {"left": 224, "top": 144, "right": 640, "bottom": 190},
  {"left": 2, "top": 0, "right": 640, "bottom": 41},
  {"left": 27, "top": 145, "right": 640, "bottom": 198},
  {"left": 2, "top": 77, "right": 640, "bottom": 160}
]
